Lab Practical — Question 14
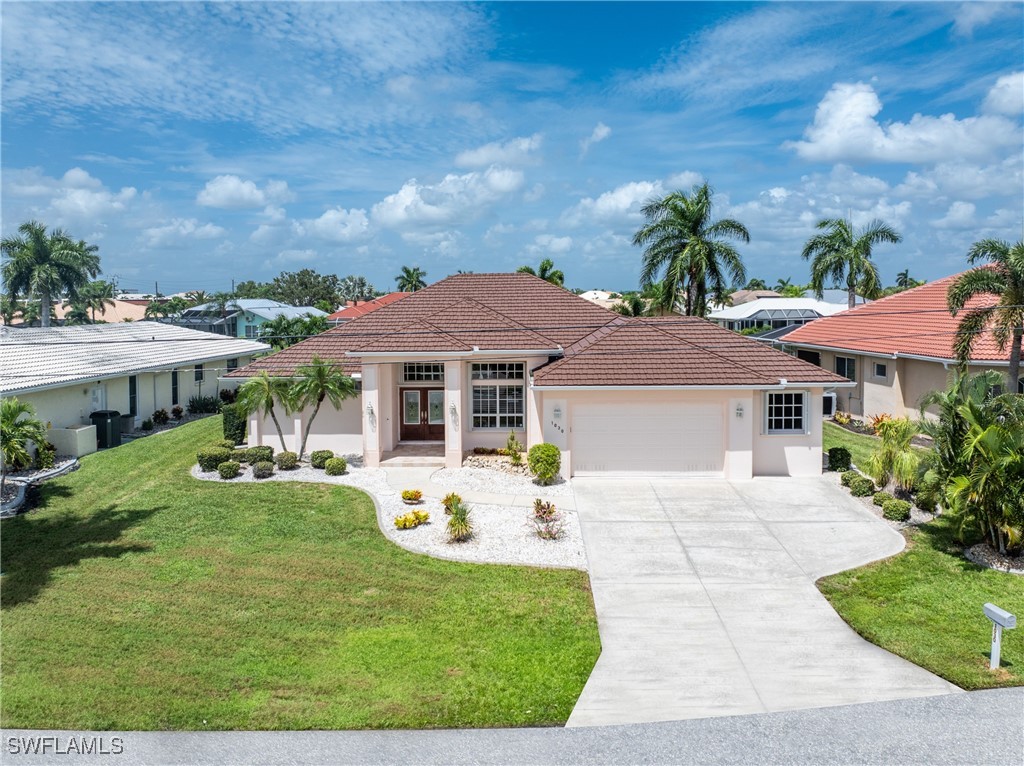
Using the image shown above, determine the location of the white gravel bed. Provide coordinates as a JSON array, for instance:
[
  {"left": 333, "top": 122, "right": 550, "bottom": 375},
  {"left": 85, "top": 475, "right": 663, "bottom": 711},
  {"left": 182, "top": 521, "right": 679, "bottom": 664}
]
[
  {"left": 965, "top": 543, "right": 1024, "bottom": 576},
  {"left": 7, "top": 457, "right": 77, "bottom": 482},
  {"left": 431, "top": 466, "right": 573, "bottom": 497},
  {"left": 824, "top": 471, "right": 936, "bottom": 529},
  {"left": 191, "top": 462, "right": 586, "bottom": 570}
]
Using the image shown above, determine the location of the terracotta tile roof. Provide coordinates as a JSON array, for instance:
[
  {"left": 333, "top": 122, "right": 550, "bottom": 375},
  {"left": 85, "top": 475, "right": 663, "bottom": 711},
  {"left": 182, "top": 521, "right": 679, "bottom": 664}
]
[
  {"left": 783, "top": 270, "right": 1006, "bottom": 362},
  {"left": 229, "top": 273, "right": 845, "bottom": 387},
  {"left": 327, "top": 292, "right": 410, "bottom": 321},
  {"left": 532, "top": 317, "right": 848, "bottom": 387}
]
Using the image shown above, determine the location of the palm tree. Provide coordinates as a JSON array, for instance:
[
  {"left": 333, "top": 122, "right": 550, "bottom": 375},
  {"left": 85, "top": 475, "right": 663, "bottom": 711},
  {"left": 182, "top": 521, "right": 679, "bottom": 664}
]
[
  {"left": 184, "top": 290, "right": 210, "bottom": 305},
  {"left": 258, "top": 315, "right": 303, "bottom": 351},
  {"left": 867, "top": 418, "right": 920, "bottom": 497},
  {"left": 774, "top": 277, "right": 792, "bottom": 292},
  {"left": 946, "top": 239, "right": 1024, "bottom": 394},
  {"left": 160, "top": 296, "right": 192, "bottom": 318},
  {"left": 802, "top": 217, "right": 901, "bottom": 309},
  {"left": 0, "top": 296, "right": 22, "bottom": 325},
  {"left": 395, "top": 266, "right": 427, "bottom": 292},
  {"left": 1, "top": 221, "right": 101, "bottom": 327},
  {"left": 517, "top": 258, "right": 565, "bottom": 287},
  {"left": 290, "top": 355, "right": 358, "bottom": 458},
  {"left": 63, "top": 303, "right": 92, "bottom": 325},
  {"left": 896, "top": 269, "right": 918, "bottom": 290},
  {"left": 1, "top": 397, "right": 47, "bottom": 497},
  {"left": 633, "top": 183, "right": 749, "bottom": 317},
  {"left": 612, "top": 293, "right": 647, "bottom": 317},
  {"left": 79, "top": 280, "right": 116, "bottom": 321},
  {"left": 235, "top": 371, "right": 294, "bottom": 452},
  {"left": 144, "top": 300, "right": 168, "bottom": 319},
  {"left": 745, "top": 278, "right": 768, "bottom": 290}
]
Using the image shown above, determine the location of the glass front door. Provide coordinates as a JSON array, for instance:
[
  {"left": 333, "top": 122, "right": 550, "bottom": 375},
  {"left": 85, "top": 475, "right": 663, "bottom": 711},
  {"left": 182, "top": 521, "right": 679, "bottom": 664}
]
[{"left": 399, "top": 388, "right": 445, "bottom": 441}]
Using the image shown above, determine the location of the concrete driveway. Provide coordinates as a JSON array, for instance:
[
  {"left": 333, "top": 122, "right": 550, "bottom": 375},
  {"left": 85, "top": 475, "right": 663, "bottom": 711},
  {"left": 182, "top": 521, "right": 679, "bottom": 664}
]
[{"left": 567, "top": 477, "right": 959, "bottom": 727}]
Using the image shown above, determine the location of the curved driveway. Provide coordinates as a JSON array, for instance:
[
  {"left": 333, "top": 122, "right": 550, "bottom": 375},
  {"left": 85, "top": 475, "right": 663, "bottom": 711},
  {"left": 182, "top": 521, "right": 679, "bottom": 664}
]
[{"left": 568, "top": 477, "right": 959, "bottom": 727}]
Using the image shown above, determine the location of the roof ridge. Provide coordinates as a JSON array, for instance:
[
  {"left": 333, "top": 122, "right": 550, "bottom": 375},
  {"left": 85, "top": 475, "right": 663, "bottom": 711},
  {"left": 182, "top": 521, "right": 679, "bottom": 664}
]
[
  {"left": 634, "top": 317, "right": 778, "bottom": 383},
  {"left": 427, "top": 296, "right": 563, "bottom": 348},
  {"left": 347, "top": 317, "right": 471, "bottom": 352}
]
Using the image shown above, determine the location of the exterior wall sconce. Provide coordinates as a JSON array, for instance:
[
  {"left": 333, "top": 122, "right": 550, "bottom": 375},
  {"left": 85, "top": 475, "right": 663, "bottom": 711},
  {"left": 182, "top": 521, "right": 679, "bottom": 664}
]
[
  {"left": 553, "top": 406, "right": 562, "bottom": 420},
  {"left": 735, "top": 403, "right": 744, "bottom": 419},
  {"left": 449, "top": 402, "right": 459, "bottom": 428},
  {"left": 365, "top": 402, "right": 376, "bottom": 432}
]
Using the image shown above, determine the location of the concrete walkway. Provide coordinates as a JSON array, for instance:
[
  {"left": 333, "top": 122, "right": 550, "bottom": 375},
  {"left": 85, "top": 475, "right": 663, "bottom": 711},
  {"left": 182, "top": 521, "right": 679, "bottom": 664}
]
[{"left": 568, "top": 477, "right": 959, "bottom": 727}]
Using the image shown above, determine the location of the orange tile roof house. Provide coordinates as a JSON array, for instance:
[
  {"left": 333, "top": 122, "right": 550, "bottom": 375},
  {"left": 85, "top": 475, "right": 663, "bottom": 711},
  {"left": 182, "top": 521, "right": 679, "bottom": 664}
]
[
  {"left": 229, "top": 273, "right": 850, "bottom": 479},
  {"left": 782, "top": 271, "right": 1015, "bottom": 419},
  {"left": 327, "top": 292, "right": 410, "bottom": 324}
]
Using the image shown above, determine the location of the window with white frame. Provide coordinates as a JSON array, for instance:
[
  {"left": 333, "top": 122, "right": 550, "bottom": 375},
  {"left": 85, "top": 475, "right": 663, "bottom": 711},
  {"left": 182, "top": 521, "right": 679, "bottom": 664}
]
[
  {"left": 835, "top": 356, "right": 856, "bottom": 381},
  {"left": 765, "top": 391, "right": 806, "bottom": 434},
  {"left": 873, "top": 362, "right": 887, "bottom": 378},
  {"left": 403, "top": 363, "right": 444, "bottom": 382},
  {"left": 471, "top": 362, "right": 525, "bottom": 380},
  {"left": 472, "top": 384, "right": 524, "bottom": 429}
]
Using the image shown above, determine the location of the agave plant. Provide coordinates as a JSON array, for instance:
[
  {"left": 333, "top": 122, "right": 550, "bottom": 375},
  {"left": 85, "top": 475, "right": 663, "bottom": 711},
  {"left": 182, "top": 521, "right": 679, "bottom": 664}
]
[{"left": 446, "top": 499, "right": 473, "bottom": 543}]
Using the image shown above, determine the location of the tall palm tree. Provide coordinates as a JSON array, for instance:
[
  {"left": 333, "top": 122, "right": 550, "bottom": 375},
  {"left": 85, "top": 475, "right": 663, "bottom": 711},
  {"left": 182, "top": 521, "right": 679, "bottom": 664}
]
[
  {"left": 290, "top": 355, "right": 358, "bottom": 458},
  {"left": 612, "top": 293, "right": 647, "bottom": 317},
  {"left": 235, "top": 371, "right": 294, "bottom": 452},
  {"left": 946, "top": 239, "right": 1024, "bottom": 394},
  {"left": 185, "top": 290, "right": 210, "bottom": 306},
  {"left": 896, "top": 269, "right": 918, "bottom": 290},
  {"left": 395, "top": 266, "right": 427, "bottom": 292},
  {"left": 1, "top": 221, "right": 101, "bottom": 327},
  {"left": 517, "top": 258, "right": 565, "bottom": 287},
  {"left": 801, "top": 217, "right": 901, "bottom": 309},
  {"left": 0, "top": 296, "right": 23, "bottom": 325},
  {"left": 633, "top": 183, "right": 749, "bottom": 317},
  {"left": 63, "top": 303, "right": 92, "bottom": 325},
  {"left": 144, "top": 300, "right": 168, "bottom": 319},
  {"left": 1, "top": 397, "right": 47, "bottom": 497},
  {"left": 745, "top": 278, "right": 768, "bottom": 290},
  {"left": 79, "top": 280, "right": 116, "bottom": 321},
  {"left": 258, "top": 315, "right": 303, "bottom": 351},
  {"left": 774, "top": 277, "right": 792, "bottom": 291}
]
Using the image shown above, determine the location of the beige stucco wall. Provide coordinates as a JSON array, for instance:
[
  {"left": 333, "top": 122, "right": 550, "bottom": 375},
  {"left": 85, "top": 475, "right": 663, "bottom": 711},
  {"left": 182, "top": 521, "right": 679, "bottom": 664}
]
[{"left": 751, "top": 388, "right": 824, "bottom": 477}]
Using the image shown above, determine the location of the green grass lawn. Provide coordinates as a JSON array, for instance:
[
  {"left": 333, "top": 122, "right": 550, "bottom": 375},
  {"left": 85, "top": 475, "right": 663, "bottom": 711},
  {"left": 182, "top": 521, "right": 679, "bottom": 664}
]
[
  {"left": 822, "top": 421, "right": 880, "bottom": 469},
  {"left": 0, "top": 417, "right": 601, "bottom": 730},
  {"left": 820, "top": 516, "right": 1024, "bottom": 690}
]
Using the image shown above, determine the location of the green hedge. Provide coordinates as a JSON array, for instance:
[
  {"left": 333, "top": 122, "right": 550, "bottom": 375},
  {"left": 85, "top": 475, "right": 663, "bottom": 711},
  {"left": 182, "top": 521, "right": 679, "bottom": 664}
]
[
  {"left": 310, "top": 450, "right": 334, "bottom": 469},
  {"left": 222, "top": 404, "right": 246, "bottom": 446},
  {"left": 252, "top": 461, "right": 274, "bottom": 479},
  {"left": 197, "top": 447, "right": 233, "bottom": 472},
  {"left": 872, "top": 491, "right": 894, "bottom": 507},
  {"left": 528, "top": 444, "right": 561, "bottom": 486},
  {"left": 882, "top": 498, "right": 912, "bottom": 521},
  {"left": 275, "top": 451, "right": 298, "bottom": 470},
  {"left": 217, "top": 461, "right": 241, "bottom": 480},
  {"left": 324, "top": 457, "right": 348, "bottom": 476},
  {"left": 827, "top": 446, "right": 852, "bottom": 472},
  {"left": 849, "top": 476, "right": 875, "bottom": 497},
  {"left": 246, "top": 446, "right": 273, "bottom": 464}
]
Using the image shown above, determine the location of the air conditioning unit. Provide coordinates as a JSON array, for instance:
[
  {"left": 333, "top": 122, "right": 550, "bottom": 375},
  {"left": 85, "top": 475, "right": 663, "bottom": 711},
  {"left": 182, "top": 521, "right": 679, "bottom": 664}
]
[{"left": 822, "top": 391, "right": 837, "bottom": 418}]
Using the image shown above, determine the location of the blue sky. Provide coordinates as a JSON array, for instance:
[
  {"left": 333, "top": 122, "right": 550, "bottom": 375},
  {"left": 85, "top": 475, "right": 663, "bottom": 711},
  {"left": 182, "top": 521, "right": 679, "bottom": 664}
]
[{"left": 2, "top": 2, "right": 1022, "bottom": 295}]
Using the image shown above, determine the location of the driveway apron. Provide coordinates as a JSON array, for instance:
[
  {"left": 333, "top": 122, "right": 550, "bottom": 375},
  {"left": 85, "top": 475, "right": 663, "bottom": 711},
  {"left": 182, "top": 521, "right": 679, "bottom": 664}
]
[{"left": 567, "top": 477, "right": 959, "bottom": 727}]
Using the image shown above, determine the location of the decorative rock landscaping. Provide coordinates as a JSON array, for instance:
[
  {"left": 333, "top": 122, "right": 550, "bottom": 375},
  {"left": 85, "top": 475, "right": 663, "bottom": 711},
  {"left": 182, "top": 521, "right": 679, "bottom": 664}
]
[
  {"left": 826, "top": 470, "right": 936, "bottom": 529},
  {"left": 964, "top": 544, "right": 1024, "bottom": 576},
  {"left": 432, "top": 466, "right": 573, "bottom": 497},
  {"left": 191, "top": 460, "right": 586, "bottom": 570}
]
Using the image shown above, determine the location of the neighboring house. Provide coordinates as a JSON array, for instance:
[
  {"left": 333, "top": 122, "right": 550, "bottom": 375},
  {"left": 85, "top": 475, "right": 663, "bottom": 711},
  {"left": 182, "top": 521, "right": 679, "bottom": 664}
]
[
  {"left": 327, "top": 293, "right": 410, "bottom": 325},
  {"left": 782, "top": 272, "right": 1017, "bottom": 419},
  {"left": 228, "top": 273, "right": 848, "bottom": 479},
  {"left": 577, "top": 289, "right": 623, "bottom": 311},
  {"left": 801, "top": 288, "right": 870, "bottom": 306},
  {"left": 167, "top": 299, "right": 326, "bottom": 338},
  {"left": 729, "top": 289, "right": 781, "bottom": 305},
  {"left": 53, "top": 299, "right": 150, "bottom": 324},
  {"left": 709, "top": 297, "right": 851, "bottom": 332},
  {"left": 0, "top": 323, "right": 269, "bottom": 457}
]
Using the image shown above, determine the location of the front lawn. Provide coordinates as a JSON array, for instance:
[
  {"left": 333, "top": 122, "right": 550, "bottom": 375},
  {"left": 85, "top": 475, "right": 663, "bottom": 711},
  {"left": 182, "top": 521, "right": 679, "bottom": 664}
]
[
  {"left": 0, "top": 417, "right": 600, "bottom": 730},
  {"left": 823, "top": 421, "right": 879, "bottom": 469},
  {"left": 820, "top": 516, "right": 1023, "bottom": 690}
]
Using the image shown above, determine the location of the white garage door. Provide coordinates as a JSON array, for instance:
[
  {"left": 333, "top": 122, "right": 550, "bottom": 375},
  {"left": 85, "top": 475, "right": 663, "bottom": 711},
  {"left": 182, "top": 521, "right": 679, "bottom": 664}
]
[{"left": 572, "top": 403, "right": 725, "bottom": 476}]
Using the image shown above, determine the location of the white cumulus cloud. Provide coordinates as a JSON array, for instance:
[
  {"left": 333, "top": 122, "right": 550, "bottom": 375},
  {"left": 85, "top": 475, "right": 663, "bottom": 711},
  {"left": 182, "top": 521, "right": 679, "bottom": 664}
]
[
  {"left": 455, "top": 134, "right": 543, "bottom": 168},
  {"left": 300, "top": 207, "right": 371, "bottom": 243},
  {"left": 983, "top": 71, "right": 1024, "bottom": 115},
  {"left": 932, "top": 201, "right": 977, "bottom": 229},
  {"left": 143, "top": 218, "right": 226, "bottom": 247},
  {"left": 4, "top": 167, "right": 137, "bottom": 224},
  {"left": 197, "top": 175, "right": 295, "bottom": 209},
  {"left": 562, "top": 180, "right": 664, "bottom": 227},
  {"left": 372, "top": 166, "right": 525, "bottom": 228}
]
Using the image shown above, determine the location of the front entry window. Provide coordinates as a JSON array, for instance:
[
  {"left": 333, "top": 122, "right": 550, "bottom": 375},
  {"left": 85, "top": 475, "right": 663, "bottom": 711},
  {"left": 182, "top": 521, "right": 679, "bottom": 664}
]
[
  {"left": 403, "top": 390, "right": 420, "bottom": 424},
  {"left": 472, "top": 384, "right": 524, "bottom": 429},
  {"left": 428, "top": 390, "right": 445, "bottom": 424}
]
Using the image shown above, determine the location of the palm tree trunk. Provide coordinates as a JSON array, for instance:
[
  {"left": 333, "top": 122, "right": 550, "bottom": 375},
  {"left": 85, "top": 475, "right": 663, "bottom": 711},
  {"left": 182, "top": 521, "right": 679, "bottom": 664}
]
[
  {"left": 847, "top": 285, "right": 856, "bottom": 310},
  {"left": 1008, "top": 329, "right": 1021, "bottom": 394},
  {"left": 298, "top": 397, "right": 323, "bottom": 459},
  {"left": 39, "top": 287, "right": 51, "bottom": 328},
  {"left": 268, "top": 406, "right": 288, "bottom": 452}
]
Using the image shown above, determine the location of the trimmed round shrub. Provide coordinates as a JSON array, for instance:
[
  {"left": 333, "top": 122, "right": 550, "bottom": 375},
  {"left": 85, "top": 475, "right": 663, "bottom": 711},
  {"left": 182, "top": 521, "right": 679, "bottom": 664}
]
[
  {"left": 528, "top": 443, "right": 561, "bottom": 485},
  {"left": 882, "top": 497, "right": 912, "bottom": 522},
  {"left": 217, "top": 461, "right": 241, "bottom": 480},
  {"left": 197, "top": 447, "right": 232, "bottom": 472},
  {"left": 230, "top": 448, "right": 248, "bottom": 463},
  {"left": 849, "top": 476, "right": 875, "bottom": 497},
  {"left": 215, "top": 439, "right": 237, "bottom": 450},
  {"left": 275, "top": 451, "right": 298, "bottom": 470},
  {"left": 840, "top": 469, "right": 860, "bottom": 487},
  {"left": 222, "top": 403, "right": 246, "bottom": 446},
  {"left": 325, "top": 457, "right": 348, "bottom": 476},
  {"left": 827, "top": 446, "right": 852, "bottom": 473},
  {"left": 872, "top": 491, "right": 894, "bottom": 507},
  {"left": 310, "top": 450, "right": 334, "bottom": 469},
  {"left": 246, "top": 445, "right": 273, "bottom": 464},
  {"left": 252, "top": 461, "right": 274, "bottom": 479}
]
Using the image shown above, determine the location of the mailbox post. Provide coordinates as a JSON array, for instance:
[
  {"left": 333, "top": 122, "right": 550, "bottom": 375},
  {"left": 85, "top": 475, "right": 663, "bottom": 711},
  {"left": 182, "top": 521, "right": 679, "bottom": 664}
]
[{"left": 983, "top": 603, "right": 1016, "bottom": 670}]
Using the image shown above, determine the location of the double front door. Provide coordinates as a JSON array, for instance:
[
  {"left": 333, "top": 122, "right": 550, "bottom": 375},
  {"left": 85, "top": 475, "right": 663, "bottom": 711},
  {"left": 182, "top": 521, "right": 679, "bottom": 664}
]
[{"left": 400, "top": 388, "right": 445, "bottom": 441}]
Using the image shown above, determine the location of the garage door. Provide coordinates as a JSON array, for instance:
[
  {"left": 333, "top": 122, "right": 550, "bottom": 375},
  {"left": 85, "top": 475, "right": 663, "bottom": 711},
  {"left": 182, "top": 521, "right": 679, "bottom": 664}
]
[{"left": 572, "top": 403, "right": 724, "bottom": 476}]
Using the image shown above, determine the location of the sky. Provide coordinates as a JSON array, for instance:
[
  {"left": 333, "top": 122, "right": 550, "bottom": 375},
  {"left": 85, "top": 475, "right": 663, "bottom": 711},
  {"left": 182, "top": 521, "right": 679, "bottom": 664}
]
[{"left": 2, "top": 1, "right": 1022, "bottom": 296}]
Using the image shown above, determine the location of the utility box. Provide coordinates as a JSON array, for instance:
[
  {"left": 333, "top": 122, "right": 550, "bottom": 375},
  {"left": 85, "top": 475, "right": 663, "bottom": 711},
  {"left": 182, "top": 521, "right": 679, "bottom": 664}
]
[{"left": 89, "top": 410, "right": 122, "bottom": 449}]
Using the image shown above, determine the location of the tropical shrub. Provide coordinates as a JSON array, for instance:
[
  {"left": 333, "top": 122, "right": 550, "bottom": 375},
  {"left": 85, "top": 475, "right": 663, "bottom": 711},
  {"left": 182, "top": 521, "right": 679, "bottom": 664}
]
[
  {"left": 171, "top": 405, "right": 184, "bottom": 420},
  {"left": 827, "top": 447, "right": 852, "bottom": 472},
  {"left": 188, "top": 395, "right": 220, "bottom": 414},
  {"left": 152, "top": 408, "right": 170, "bottom": 426},
  {"left": 840, "top": 470, "right": 860, "bottom": 487},
  {"left": 394, "top": 510, "right": 430, "bottom": 529},
  {"left": 274, "top": 451, "right": 298, "bottom": 470},
  {"left": 446, "top": 499, "right": 473, "bottom": 542},
  {"left": 867, "top": 418, "right": 920, "bottom": 495},
  {"left": 533, "top": 498, "right": 557, "bottom": 521},
  {"left": 869, "top": 413, "right": 893, "bottom": 434},
  {"left": 324, "top": 457, "right": 348, "bottom": 475},
  {"left": 197, "top": 447, "right": 232, "bottom": 472},
  {"left": 310, "top": 450, "right": 334, "bottom": 469},
  {"left": 246, "top": 445, "right": 273, "bottom": 463},
  {"left": 217, "top": 461, "right": 241, "bottom": 480},
  {"left": 252, "top": 461, "right": 274, "bottom": 479},
  {"left": 33, "top": 441, "right": 56, "bottom": 470},
  {"left": 442, "top": 492, "right": 462, "bottom": 514},
  {"left": 402, "top": 489, "right": 423, "bottom": 503},
  {"left": 141, "top": 419, "right": 154, "bottom": 431},
  {"left": 535, "top": 516, "right": 564, "bottom": 541},
  {"left": 222, "top": 403, "right": 246, "bottom": 446},
  {"left": 528, "top": 443, "right": 561, "bottom": 485},
  {"left": 506, "top": 431, "right": 524, "bottom": 466},
  {"left": 882, "top": 498, "right": 912, "bottom": 522},
  {"left": 833, "top": 411, "right": 852, "bottom": 425},
  {"left": 848, "top": 476, "right": 875, "bottom": 497},
  {"left": 872, "top": 491, "right": 894, "bottom": 507}
]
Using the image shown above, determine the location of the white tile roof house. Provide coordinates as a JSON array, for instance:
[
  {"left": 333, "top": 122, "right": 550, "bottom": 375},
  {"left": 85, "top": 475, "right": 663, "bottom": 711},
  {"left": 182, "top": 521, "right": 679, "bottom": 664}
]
[{"left": 0, "top": 322, "right": 269, "bottom": 457}]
